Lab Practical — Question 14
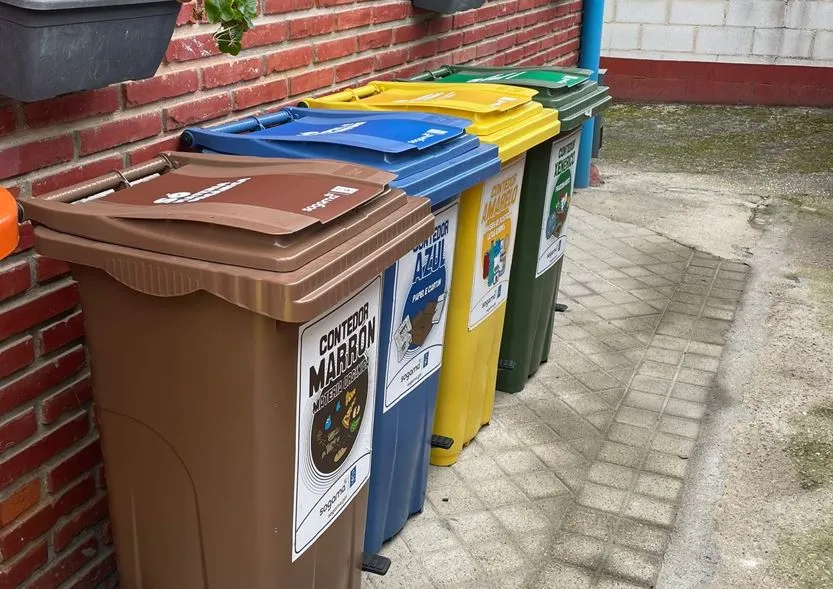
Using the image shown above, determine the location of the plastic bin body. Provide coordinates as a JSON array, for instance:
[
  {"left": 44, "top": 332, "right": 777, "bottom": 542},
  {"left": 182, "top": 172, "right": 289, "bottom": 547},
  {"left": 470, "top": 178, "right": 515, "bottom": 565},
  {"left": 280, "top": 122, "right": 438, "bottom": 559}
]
[
  {"left": 23, "top": 153, "right": 434, "bottom": 589},
  {"left": 182, "top": 108, "right": 501, "bottom": 553},
  {"left": 304, "top": 82, "right": 560, "bottom": 464},
  {"left": 409, "top": 67, "right": 612, "bottom": 392}
]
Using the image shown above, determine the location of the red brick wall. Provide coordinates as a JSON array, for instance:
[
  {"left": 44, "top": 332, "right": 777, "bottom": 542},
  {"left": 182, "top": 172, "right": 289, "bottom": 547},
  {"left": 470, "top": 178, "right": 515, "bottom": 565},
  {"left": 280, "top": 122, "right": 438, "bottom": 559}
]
[{"left": 0, "top": 1, "right": 581, "bottom": 585}]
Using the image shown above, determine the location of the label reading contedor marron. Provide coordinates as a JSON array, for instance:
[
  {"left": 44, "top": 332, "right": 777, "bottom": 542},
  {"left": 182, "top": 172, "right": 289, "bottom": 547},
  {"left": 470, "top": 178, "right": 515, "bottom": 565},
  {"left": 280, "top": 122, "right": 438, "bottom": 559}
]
[
  {"left": 293, "top": 277, "right": 381, "bottom": 561},
  {"left": 535, "top": 132, "right": 580, "bottom": 278},
  {"left": 383, "top": 202, "right": 459, "bottom": 413},
  {"left": 100, "top": 170, "right": 383, "bottom": 224}
]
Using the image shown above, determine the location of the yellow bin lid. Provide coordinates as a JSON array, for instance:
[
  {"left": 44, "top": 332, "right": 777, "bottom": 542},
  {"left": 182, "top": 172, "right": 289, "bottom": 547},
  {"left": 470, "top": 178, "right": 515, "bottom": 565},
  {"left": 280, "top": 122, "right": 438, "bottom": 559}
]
[{"left": 303, "top": 81, "right": 560, "bottom": 162}]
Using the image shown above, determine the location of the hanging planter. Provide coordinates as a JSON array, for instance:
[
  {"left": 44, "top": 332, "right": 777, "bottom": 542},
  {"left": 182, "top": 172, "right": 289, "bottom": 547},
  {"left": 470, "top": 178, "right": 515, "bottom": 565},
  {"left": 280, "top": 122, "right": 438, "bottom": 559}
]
[
  {"left": 0, "top": 0, "right": 180, "bottom": 102},
  {"left": 411, "top": 0, "right": 484, "bottom": 14}
]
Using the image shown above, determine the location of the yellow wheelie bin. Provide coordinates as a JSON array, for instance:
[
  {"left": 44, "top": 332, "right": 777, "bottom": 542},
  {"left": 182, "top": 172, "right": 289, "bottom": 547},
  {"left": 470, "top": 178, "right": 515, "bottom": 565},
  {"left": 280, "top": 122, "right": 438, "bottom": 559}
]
[{"left": 303, "top": 82, "right": 560, "bottom": 465}]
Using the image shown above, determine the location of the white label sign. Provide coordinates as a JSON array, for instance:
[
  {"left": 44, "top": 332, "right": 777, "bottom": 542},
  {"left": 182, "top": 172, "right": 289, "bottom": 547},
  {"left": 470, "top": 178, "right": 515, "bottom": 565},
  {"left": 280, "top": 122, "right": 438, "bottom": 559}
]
[
  {"left": 383, "top": 202, "right": 459, "bottom": 413},
  {"left": 468, "top": 156, "right": 525, "bottom": 330},
  {"left": 293, "top": 277, "right": 381, "bottom": 561},
  {"left": 535, "top": 133, "right": 580, "bottom": 278}
]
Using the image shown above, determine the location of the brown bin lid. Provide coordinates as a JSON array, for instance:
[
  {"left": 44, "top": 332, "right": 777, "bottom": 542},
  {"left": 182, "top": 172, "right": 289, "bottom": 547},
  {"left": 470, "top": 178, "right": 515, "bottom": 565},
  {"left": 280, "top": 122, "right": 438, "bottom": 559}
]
[
  {"left": 25, "top": 152, "right": 433, "bottom": 323},
  {"left": 24, "top": 152, "right": 406, "bottom": 273}
]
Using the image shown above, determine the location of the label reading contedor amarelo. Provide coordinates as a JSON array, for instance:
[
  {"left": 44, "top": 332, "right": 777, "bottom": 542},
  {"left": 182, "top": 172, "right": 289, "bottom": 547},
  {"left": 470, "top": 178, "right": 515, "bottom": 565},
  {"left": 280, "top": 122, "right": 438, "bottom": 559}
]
[
  {"left": 535, "top": 133, "right": 580, "bottom": 278},
  {"left": 468, "top": 156, "right": 525, "bottom": 330},
  {"left": 383, "top": 202, "right": 459, "bottom": 412},
  {"left": 293, "top": 277, "right": 381, "bottom": 561}
]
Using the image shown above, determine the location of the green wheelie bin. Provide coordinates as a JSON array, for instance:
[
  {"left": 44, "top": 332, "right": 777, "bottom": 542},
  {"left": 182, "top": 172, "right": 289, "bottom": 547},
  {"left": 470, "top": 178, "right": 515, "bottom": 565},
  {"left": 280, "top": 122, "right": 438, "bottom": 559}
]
[{"left": 408, "top": 66, "right": 612, "bottom": 393}]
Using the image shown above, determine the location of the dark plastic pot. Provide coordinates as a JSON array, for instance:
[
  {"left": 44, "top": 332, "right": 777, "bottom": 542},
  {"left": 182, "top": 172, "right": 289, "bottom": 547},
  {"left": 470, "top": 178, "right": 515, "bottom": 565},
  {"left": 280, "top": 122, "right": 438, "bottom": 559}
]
[
  {"left": 411, "top": 0, "right": 484, "bottom": 14},
  {"left": 0, "top": 0, "right": 179, "bottom": 102}
]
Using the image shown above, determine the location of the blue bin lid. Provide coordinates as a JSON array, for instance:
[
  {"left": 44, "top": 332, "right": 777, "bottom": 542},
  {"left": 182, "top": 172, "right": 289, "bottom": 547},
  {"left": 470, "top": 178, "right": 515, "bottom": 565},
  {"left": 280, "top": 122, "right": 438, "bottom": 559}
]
[{"left": 182, "top": 108, "right": 501, "bottom": 205}]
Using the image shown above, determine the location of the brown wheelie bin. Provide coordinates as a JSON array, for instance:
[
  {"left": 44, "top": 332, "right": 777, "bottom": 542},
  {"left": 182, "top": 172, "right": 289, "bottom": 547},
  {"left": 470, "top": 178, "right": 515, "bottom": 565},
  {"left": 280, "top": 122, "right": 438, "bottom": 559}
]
[{"left": 22, "top": 152, "right": 433, "bottom": 589}]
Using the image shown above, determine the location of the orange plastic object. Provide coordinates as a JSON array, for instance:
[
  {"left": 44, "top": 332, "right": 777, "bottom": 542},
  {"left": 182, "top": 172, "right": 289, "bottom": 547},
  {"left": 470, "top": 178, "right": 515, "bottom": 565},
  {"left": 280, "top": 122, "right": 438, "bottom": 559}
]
[{"left": 0, "top": 188, "right": 19, "bottom": 259}]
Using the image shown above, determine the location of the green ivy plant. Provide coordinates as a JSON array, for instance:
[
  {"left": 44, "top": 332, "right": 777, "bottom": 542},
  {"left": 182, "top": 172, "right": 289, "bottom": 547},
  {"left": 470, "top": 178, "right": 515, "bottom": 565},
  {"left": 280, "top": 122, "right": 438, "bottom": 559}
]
[{"left": 201, "top": 0, "right": 258, "bottom": 56}]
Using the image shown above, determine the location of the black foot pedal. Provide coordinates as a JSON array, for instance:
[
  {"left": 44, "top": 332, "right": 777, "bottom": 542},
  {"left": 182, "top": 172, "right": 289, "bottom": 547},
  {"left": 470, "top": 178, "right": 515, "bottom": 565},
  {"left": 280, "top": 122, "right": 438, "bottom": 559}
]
[
  {"left": 362, "top": 553, "right": 391, "bottom": 576},
  {"left": 554, "top": 303, "right": 568, "bottom": 312},
  {"left": 431, "top": 435, "right": 454, "bottom": 450},
  {"left": 498, "top": 358, "right": 516, "bottom": 370}
]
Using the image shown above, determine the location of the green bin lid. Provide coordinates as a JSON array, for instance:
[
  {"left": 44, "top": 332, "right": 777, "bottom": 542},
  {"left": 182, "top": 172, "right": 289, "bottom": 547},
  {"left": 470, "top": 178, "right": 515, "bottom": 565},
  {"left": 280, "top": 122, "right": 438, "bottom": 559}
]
[{"left": 408, "top": 65, "right": 613, "bottom": 132}]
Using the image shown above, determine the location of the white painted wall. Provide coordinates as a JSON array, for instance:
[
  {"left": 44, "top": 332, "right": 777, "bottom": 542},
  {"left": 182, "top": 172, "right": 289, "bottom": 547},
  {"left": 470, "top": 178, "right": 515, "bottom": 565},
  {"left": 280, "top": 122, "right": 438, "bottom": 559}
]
[{"left": 602, "top": 0, "right": 833, "bottom": 66}]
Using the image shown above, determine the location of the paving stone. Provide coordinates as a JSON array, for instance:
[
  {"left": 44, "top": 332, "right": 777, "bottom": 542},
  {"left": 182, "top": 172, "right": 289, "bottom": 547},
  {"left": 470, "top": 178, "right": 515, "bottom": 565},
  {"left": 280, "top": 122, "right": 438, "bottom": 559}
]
[
  {"left": 705, "top": 296, "right": 738, "bottom": 310},
  {"left": 677, "top": 367, "right": 715, "bottom": 387},
  {"left": 608, "top": 423, "right": 653, "bottom": 448},
  {"left": 598, "top": 387, "right": 628, "bottom": 406},
  {"left": 587, "top": 410, "right": 615, "bottom": 430},
  {"left": 570, "top": 436, "right": 605, "bottom": 460},
  {"left": 429, "top": 465, "right": 462, "bottom": 488},
  {"left": 571, "top": 337, "right": 616, "bottom": 356},
  {"left": 609, "top": 367, "right": 635, "bottom": 383},
  {"left": 402, "top": 518, "right": 460, "bottom": 553},
  {"left": 621, "top": 266, "right": 653, "bottom": 277},
  {"left": 602, "top": 290, "right": 640, "bottom": 305},
  {"left": 466, "top": 538, "right": 525, "bottom": 574},
  {"left": 636, "top": 471, "right": 684, "bottom": 502},
  {"left": 561, "top": 506, "right": 617, "bottom": 540},
  {"left": 548, "top": 533, "right": 606, "bottom": 569},
  {"left": 576, "top": 294, "right": 615, "bottom": 309},
  {"left": 612, "top": 316, "right": 660, "bottom": 333},
  {"left": 601, "top": 333, "right": 643, "bottom": 351},
  {"left": 494, "top": 390, "right": 522, "bottom": 407},
  {"left": 563, "top": 393, "right": 610, "bottom": 415},
  {"left": 651, "top": 432, "right": 696, "bottom": 457},
  {"left": 637, "top": 275, "right": 674, "bottom": 288},
  {"left": 452, "top": 455, "right": 505, "bottom": 483},
  {"left": 664, "top": 397, "right": 707, "bottom": 420},
  {"left": 623, "top": 390, "right": 665, "bottom": 412},
  {"left": 577, "top": 482, "right": 628, "bottom": 513},
  {"left": 594, "top": 576, "right": 651, "bottom": 589},
  {"left": 556, "top": 354, "right": 603, "bottom": 375},
  {"left": 531, "top": 560, "right": 593, "bottom": 588},
  {"left": 601, "top": 545, "right": 662, "bottom": 586},
  {"left": 682, "top": 353, "right": 720, "bottom": 372},
  {"left": 583, "top": 321, "right": 626, "bottom": 338},
  {"left": 644, "top": 451, "right": 689, "bottom": 479},
  {"left": 588, "top": 461, "right": 638, "bottom": 490},
  {"left": 659, "top": 415, "right": 700, "bottom": 439},
  {"left": 528, "top": 398, "right": 580, "bottom": 423},
  {"left": 492, "top": 403, "right": 541, "bottom": 427},
  {"left": 586, "top": 280, "right": 620, "bottom": 293},
  {"left": 569, "top": 310, "right": 606, "bottom": 324},
  {"left": 472, "top": 477, "right": 529, "bottom": 509},
  {"left": 667, "top": 301, "right": 701, "bottom": 315},
  {"left": 670, "top": 382, "right": 711, "bottom": 403},
  {"left": 690, "top": 327, "right": 727, "bottom": 345},
  {"left": 615, "top": 406, "right": 659, "bottom": 429},
  {"left": 587, "top": 352, "right": 633, "bottom": 370},
  {"left": 549, "top": 416, "right": 601, "bottom": 440},
  {"left": 562, "top": 284, "right": 593, "bottom": 297},
  {"left": 574, "top": 371, "right": 620, "bottom": 391},
  {"left": 512, "top": 422, "right": 562, "bottom": 446},
  {"left": 638, "top": 360, "right": 679, "bottom": 380},
  {"left": 690, "top": 256, "right": 719, "bottom": 268},
  {"left": 513, "top": 470, "right": 571, "bottom": 500},
  {"left": 702, "top": 306, "right": 735, "bottom": 320},
  {"left": 596, "top": 305, "right": 637, "bottom": 320},
  {"left": 446, "top": 510, "right": 508, "bottom": 545},
  {"left": 688, "top": 265, "right": 716, "bottom": 276},
  {"left": 516, "top": 530, "right": 552, "bottom": 558},
  {"left": 531, "top": 442, "right": 587, "bottom": 469},
  {"left": 614, "top": 518, "right": 671, "bottom": 554},
  {"left": 428, "top": 480, "right": 486, "bottom": 517},
  {"left": 475, "top": 424, "right": 523, "bottom": 453},
  {"left": 557, "top": 325, "right": 595, "bottom": 341},
  {"left": 493, "top": 449, "right": 547, "bottom": 475},
  {"left": 365, "top": 557, "right": 434, "bottom": 589},
  {"left": 686, "top": 341, "right": 724, "bottom": 357},
  {"left": 625, "top": 494, "right": 677, "bottom": 527},
  {"left": 630, "top": 375, "right": 670, "bottom": 395},
  {"left": 597, "top": 441, "right": 644, "bottom": 468},
  {"left": 672, "top": 291, "right": 707, "bottom": 305},
  {"left": 621, "top": 302, "right": 660, "bottom": 317},
  {"left": 493, "top": 502, "right": 552, "bottom": 534},
  {"left": 645, "top": 347, "right": 683, "bottom": 365},
  {"left": 419, "top": 547, "right": 479, "bottom": 587},
  {"left": 630, "top": 287, "right": 666, "bottom": 301}
]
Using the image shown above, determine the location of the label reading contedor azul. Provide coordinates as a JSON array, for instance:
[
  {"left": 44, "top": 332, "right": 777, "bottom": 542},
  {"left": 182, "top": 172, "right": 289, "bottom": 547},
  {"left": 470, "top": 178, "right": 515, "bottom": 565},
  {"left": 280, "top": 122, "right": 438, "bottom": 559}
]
[
  {"left": 535, "top": 133, "right": 580, "bottom": 278},
  {"left": 293, "top": 277, "right": 381, "bottom": 561},
  {"left": 468, "top": 156, "right": 525, "bottom": 330},
  {"left": 383, "top": 202, "right": 459, "bottom": 412}
]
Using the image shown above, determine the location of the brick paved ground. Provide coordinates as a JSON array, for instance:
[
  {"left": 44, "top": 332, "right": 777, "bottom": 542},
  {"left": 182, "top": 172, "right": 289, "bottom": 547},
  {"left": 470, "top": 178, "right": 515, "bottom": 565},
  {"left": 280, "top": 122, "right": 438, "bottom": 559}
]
[{"left": 364, "top": 206, "right": 748, "bottom": 589}]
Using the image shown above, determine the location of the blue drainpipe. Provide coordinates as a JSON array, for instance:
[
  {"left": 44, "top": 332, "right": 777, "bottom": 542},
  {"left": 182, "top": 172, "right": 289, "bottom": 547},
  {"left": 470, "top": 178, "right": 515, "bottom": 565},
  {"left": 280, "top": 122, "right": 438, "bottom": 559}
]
[{"left": 575, "top": 0, "right": 605, "bottom": 188}]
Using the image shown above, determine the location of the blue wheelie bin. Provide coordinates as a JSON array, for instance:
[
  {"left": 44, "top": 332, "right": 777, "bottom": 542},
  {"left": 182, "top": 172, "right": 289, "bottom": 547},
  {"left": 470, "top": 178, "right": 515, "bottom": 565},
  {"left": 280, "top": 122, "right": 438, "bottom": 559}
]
[{"left": 182, "top": 109, "right": 501, "bottom": 560}]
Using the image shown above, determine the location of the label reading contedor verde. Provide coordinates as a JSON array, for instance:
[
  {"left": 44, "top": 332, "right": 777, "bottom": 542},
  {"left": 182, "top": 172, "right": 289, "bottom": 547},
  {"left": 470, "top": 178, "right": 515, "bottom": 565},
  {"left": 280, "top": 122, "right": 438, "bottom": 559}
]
[
  {"left": 535, "top": 133, "right": 580, "bottom": 278},
  {"left": 468, "top": 156, "right": 525, "bottom": 330},
  {"left": 384, "top": 202, "right": 459, "bottom": 412},
  {"left": 293, "top": 277, "right": 381, "bottom": 561}
]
